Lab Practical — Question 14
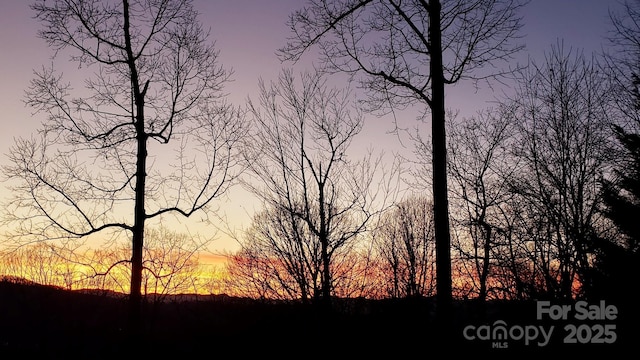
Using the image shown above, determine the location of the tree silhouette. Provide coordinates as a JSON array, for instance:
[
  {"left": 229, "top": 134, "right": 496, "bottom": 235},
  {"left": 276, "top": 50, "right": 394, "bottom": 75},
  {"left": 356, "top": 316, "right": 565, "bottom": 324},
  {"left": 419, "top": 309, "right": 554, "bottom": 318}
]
[
  {"left": 602, "top": 0, "right": 640, "bottom": 251},
  {"left": 593, "top": 126, "right": 640, "bottom": 300},
  {"left": 509, "top": 44, "right": 613, "bottom": 299},
  {"left": 589, "top": 0, "right": 640, "bottom": 303},
  {"left": 446, "top": 107, "right": 519, "bottom": 302},
  {"left": 278, "top": 0, "right": 528, "bottom": 326},
  {"left": 240, "top": 69, "right": 396, "bottom": 307},
  {"left": 373, "top": 196, "right": 436, "bottom": 298},
  {"left": 1, "top": 0, "right": 247, "bottom": 339}
]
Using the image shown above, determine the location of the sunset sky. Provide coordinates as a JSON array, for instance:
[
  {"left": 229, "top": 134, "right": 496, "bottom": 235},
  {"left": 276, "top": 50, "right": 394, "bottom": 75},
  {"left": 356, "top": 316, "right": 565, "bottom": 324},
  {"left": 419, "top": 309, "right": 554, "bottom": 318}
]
[{"left": 0, "top": 0, "right": 626, "bottom": 259}]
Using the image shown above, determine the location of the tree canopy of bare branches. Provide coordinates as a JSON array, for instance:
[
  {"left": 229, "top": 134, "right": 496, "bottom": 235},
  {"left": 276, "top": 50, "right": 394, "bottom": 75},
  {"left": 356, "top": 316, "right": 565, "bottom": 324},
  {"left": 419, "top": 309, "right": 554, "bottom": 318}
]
[
  {"left": 1, "top": 0, "right": 247, "bottom": 333},
  {"left": 278, "top": 0, "right": 529, "bottom": 322},
  {"left": 373, "top": 196, "right": 436, "bottom": 298},
  {"left": 509, "top": 44, "right": 614, "bottom": 299},
  {"left": 238, "top": 68, "right": 398, "bottom": 307}
]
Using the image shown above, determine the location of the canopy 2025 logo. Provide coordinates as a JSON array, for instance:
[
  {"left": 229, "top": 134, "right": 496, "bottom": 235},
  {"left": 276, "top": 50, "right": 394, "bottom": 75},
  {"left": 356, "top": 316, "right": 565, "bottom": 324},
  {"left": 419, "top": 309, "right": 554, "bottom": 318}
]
[{"left": 462, "top": 300, "right": 618, "bottom": 349}]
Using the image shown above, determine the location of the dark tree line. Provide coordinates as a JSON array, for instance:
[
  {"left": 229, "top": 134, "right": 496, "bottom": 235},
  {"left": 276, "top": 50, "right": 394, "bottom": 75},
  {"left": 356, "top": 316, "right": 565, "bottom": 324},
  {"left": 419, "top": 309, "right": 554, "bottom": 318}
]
[{"left": 227, "top": 1, "right": 640, "bottom": 308}]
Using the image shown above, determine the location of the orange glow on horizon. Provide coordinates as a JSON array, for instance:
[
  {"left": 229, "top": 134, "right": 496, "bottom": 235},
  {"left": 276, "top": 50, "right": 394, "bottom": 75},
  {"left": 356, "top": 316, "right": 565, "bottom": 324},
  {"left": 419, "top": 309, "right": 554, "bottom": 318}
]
[
  {"left": 198, "top": 252, "right": 229, "bottom": 267},
  {"left": 1, "top": 243, "right": 589, "bottom": 300},
  {"left": 0, "top": 244, "right": 231, "bottom": 296}
]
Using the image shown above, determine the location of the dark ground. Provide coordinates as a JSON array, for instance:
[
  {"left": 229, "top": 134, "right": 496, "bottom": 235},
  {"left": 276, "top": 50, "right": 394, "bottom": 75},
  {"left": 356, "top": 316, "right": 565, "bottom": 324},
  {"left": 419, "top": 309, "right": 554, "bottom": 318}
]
[{"left": 0, "top": 278, "right": 637, "bottom": 359}]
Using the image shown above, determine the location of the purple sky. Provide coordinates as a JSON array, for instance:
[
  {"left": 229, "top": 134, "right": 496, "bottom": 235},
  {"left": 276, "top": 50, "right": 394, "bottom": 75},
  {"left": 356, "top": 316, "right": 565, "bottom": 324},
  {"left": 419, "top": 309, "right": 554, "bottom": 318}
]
[{"left": 0, "top": 0, "right": 625, "bottom": 254}]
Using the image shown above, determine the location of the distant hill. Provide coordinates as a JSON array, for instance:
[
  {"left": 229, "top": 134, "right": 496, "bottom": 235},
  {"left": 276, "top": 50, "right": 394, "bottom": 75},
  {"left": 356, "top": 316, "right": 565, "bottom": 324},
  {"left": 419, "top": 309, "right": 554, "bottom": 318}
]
[{"left": 0, "top": 277, "right": 636, "bottom": 358}]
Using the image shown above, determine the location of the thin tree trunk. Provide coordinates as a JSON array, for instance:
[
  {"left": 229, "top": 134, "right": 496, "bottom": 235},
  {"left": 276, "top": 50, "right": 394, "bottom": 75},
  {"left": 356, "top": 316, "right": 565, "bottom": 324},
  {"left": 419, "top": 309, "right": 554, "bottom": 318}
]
[
  {"left": 479, "top": 221, "right": 492, "bottom": 302},
  {"left": 319, "top": 184, "right": 332, "bottom": 308}
]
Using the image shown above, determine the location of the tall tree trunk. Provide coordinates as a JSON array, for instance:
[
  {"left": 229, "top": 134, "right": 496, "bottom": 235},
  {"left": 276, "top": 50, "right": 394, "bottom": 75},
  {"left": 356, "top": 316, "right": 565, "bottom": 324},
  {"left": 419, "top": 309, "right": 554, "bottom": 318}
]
[
  {"left": 123, "top": 0, "right": 147, "bottom": 338},
  {"left": 130, "top": 116, "right": 147, "bottom": 332},
  {"left": 429, "top": 0, "right": 453, "bottom": 328}
]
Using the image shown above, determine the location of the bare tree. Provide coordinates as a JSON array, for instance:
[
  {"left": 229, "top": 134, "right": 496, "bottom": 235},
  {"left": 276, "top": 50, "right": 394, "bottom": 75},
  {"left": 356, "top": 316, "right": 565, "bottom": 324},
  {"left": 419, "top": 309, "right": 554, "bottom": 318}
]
[
  {"left": 445, "top": 106, "right": 520, "bottom": 301},
  {"left": 241, "top": 68, "right": 397, "bottom": 307},
  {"left": 227, "top": 205, "right": 322, "bottom": 301},
  {"left": 140, "top": 227, "right": 206, "bottom": 300},
  {"left": 83, "top": 246, "right": 133, "bottom": 295},
  {"left": 278, "top": 0, "right": 528, "bottom": 322},
  {"left": 509, "top": 43, "right": 614, "bottom": 299},
  {"left": 0, "top": 243, "right": 77, "bottom": 288},
  {"left": 225, "top": 245, "right": 285, "bottom": 300},
  {"left": 330, "top": 245, "right": 382, "bottom": 299},
  {"left": 373, "top": 196, "right": 436, "bottom": 298},
  {"left": 1, "top": 0, "right": 247, "bottom": 334},
  {"left": 604, "top": 0, "right": 640, "bottom": 130}
]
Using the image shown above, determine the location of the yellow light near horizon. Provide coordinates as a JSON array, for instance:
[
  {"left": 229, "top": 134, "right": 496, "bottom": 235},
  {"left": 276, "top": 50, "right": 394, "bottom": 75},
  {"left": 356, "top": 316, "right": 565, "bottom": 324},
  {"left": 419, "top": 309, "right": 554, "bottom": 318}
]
[
  {"left": 0, "top": 245, "right": 232, "bottom": 296},
  {"left": 198, "top": 252, "right": 229, "bottom": 267}
]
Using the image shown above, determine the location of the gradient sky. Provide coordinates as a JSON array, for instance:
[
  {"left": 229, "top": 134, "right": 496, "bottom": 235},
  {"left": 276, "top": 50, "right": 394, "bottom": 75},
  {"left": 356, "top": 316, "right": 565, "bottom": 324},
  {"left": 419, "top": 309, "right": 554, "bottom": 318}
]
[{"left": 0, "top": 0, "right": 625, "bottom": 256}]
